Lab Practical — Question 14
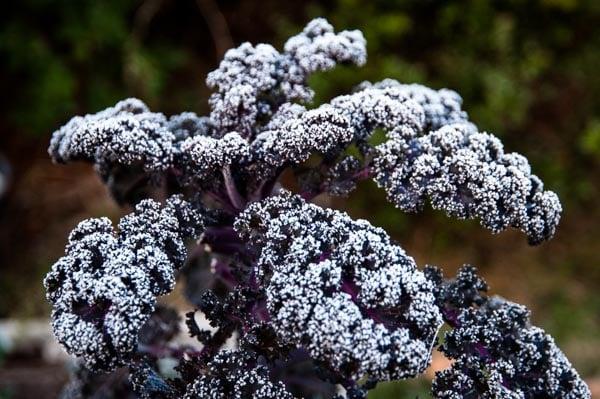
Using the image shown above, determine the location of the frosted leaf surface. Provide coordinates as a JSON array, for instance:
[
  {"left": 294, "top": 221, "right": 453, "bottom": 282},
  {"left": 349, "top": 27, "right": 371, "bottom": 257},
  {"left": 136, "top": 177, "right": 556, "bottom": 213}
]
[
  {"left": 373, "top": 123, "right": 561, "bottom": 244},
  {"left": 44, "top": 196, "right": 204, "bottom": 370},
  {"left": 206, "top": 18, "right": 366, "bottom": 135},
  {"left": 49, "top": 98, "right": 175, "bottom": 177},
  {"left": 183, "top": 350, "right": 295, "bottom": 399},
  {"left": 235, "top": 191, "right": 442, "bottom": 381}
]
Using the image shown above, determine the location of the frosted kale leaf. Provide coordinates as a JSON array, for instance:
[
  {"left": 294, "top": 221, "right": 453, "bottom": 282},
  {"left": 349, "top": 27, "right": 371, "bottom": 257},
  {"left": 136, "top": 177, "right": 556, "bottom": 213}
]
[
  {"left": 206, "top": 18, "right": 366, "bottom": 135},
  {"left": 249, "top": 105, "right": 353, "bottom": 178},
  {"left": 167, "top": 112, "right": 214, "bottom": 142},
  {"left": 315, "top": 81, "right": 560, "bottom": 244},
  {"left": 48, "top": 98, "right": 179, "bottom": 204},
  {"left": 284, "top": 18, "right": 367, "bottom": 76},
  {"left": 49, "top": 98, "right": 174, "bottom": 177},
  {"left": 358, "top": 79, "right": 469, "bottom": 132},
  {"left": 373, "top": 123, "right": 561, "bottom": 244},
  {"left": 328, "top": 85, "right": 425, "bottom": 142},
  {"left": 235, "top": 191, "right": 442, "bottom": 382},
  {"left": 427, "top": 266, "right": 590, "bottom": 399},
  {"left": 46, "top": 18, "right": 561, "bottom": 243},
  {"left": 246, "top": 84, "right": 426, "bottom": 188},
  {"left": 321, "top": 156, "right": 365, "bottom": 196},
  {"left": 287, "top": 82, "right": 468, "bottom": 198},
  {"left": 44, "top": 196, "right": 204, "bottom": 370},
  {"left": 178, "top": 132, "right": 249, "bottom": 186}
]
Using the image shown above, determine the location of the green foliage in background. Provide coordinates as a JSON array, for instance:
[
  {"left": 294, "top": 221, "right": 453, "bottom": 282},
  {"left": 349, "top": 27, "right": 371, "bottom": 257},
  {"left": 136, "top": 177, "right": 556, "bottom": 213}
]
[
  {"left": 1, "top": 1, "right": 127, "bottom": 133},
  {"left": 0, "top": 0, "right": 204, "bottom": 136}
]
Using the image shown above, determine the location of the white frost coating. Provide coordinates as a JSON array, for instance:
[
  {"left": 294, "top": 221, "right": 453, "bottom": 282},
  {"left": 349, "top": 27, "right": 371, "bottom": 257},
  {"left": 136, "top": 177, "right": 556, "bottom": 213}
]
[
  {"left": 179, "top": 132, "right": 250, "bottom": 183},
  {"left": 250, "top": 105, "right": 353, "bottom": 176},
  {"left": 46, "top": 19, "right": 560, "bottom": 244},
  {"left": 360, "top": 79, "right": 470, "bottom": 131},
  {"left": 434, "top": 298, "right": 591, "bottom": 398},
  {"left": 42, "top": 17, "right": 581, "bottom": 397},
  {"left": 373, "top": 123, "right": 561, "bottom": 244},
  {"left": 245, "top": 84, "right": 426, "bottom": 178},
  {"left": 44, "top": 196, "right": 204, "bottom": 370},
  {"left": 329, "top": 86, "right": 425, "bottom": 141},
  {"left": 183, "top": 350, "right": 294, "bottom": 399},
  {"left": 235, "top": 191, "right": 442, "bottom": 381},
  {"left": 48, "top": 98, "right": 175, "bottom": 177},
  {"left": 206, "top": 18, "right": 366, "bottom": 135},
  {"left": 167, "top": 111, "right": 214, "bottom": 141},
  {"left": 284, "top": 18, "right": 367, "bottom": 77}
]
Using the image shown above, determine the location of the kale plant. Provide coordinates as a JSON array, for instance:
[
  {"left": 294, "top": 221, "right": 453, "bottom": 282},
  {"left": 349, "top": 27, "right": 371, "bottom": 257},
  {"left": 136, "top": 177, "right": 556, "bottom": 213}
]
[{"left": 44, "top": 18, "right": 589, "bottom": 398}]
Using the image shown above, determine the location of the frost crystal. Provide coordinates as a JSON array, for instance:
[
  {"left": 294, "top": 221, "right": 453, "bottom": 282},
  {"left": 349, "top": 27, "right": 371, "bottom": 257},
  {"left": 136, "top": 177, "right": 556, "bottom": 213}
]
[
  {"left": 434, "top": 299, "right": 591, "bottom": 398},
  {"left": 235, "top": 191, "right": 442, "bottom": 381},
  {"left": 44, "top": 196, "right": 204, "bottom": 370},
  {"left": 179, "top": 132, "right": 249, "bottom": 184},
  {"left": 328, "top": 85, "right": 425, "bottom": 142},
  {"left": 167, "top": 112, "right": 214, "bottom": 142},
  {"left": 47, "top": 18, "right": 561, "bottom": 243}
]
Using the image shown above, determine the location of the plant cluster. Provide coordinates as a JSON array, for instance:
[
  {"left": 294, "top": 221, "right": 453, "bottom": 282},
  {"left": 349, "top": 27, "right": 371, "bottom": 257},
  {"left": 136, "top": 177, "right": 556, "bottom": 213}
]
[{"left": 45, "top": 19, "right": 589, "bottom": 398}]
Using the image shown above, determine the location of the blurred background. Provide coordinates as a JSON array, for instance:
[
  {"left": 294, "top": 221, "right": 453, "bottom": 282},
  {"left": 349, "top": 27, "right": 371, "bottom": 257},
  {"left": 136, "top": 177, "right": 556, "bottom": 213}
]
[{"left": 0, "top": 0, "right": 599, "bottom": 397}]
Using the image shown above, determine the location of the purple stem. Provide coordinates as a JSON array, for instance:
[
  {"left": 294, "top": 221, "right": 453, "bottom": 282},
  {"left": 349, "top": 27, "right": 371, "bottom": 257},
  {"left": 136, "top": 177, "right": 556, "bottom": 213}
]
[
  {"left": 474, "top": 342, "right": 490, "bottom": 359},
  {"left": 203, "top": 226, "right": 239, "bottom": 240},
  {"left": 205, "top": 190, "right": 238, "bottom": 214},
  {"left": 222, "top": 165, "right": 246, "bottom": 210},
  {"left": 353, "top": 165, "right": 373, "bottom": 180},
  {"left": 249, "top": 169, "right": 284, "bottom": 203},
  {"left": 250, "top": 299, "right": 270, "bottom": 322}
]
